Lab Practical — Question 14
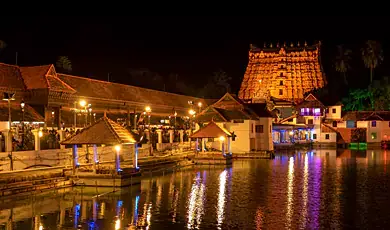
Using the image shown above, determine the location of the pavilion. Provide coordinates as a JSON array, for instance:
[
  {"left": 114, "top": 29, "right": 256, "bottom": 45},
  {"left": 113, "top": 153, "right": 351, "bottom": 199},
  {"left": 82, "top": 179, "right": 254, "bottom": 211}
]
[
  {"left": 190, "top": 121, "right": 233, "bottom": 155},
  {"left": 61, "top": 114, "right": 141, "bottom": 186}
]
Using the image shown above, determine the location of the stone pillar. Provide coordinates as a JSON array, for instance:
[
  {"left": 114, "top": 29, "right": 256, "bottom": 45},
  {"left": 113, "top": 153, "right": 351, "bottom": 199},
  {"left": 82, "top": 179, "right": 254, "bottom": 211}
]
[
  {"left": 195, "top": 138, "right": 199, "bottom": 152},
  {"left": 72, "top": 144, "right": 78, "bottom": 175},
  {"left": 44, "top": 106, "right": 48, "bottom": 129},
  {"left": 127, "top": 107, "right": 131, "bottom": 127},
  {"left": 169, "top": 130, "right": 174, "bottom": 143},
  {"left": 115, "top": 147, "right": 121, "bottom": 172},
  {"left": 3, "top": 130, "right": 11, "bottom": 152},
  {"left": 0, "top": 135, "right": 2, "bottom": 152},
  {"left": 56, "top": 107, "right": 62, "bottom": 128},
  {"left": 81, "top": 201, "right": 87, "bottom": 221},
  {"left": 133, "top": 114, "right": 137, "bottom": 131},
  {"left": 59, "top": 209, "right": 65, "bottom": 227},
  {"left": 157, "top": 130, "right": 162, "bottom": 144},
  {"left": 92, "top": 198, "right": 97, "bottom": 221},
  {"left": 32, "top": 129, "right": 40, "bottom": 151},
  {"left": 93, "top": 144, "right": 98, "bottom": 173},
  {"left": 133, "top": 144, "right": 138, "bottom": 168},
  {"left": 221, "top": 138, "right": 225, "bottom": 155},
  {"left": 202, "top": 138, "right": 205, "bottom": 152},
  {"left": 179, "top": 130, "right": 184, "bottom": 143},
  {"left": 228, "top": 137, "right": 232, "bottom": 154},
  {"left": 59, "top": 130, "right": 65, "bottom": 149},
  {"left": 145, "top": 130, "right": 150, "bottom": 143}
]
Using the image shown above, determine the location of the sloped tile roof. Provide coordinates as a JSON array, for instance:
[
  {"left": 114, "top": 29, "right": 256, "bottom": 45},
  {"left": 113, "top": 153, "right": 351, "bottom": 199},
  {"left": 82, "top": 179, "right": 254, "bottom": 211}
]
[
  {"left": 190, "top": 121, "right": 232, "bottom": 138},
  {"left": 0, "top": 101, "right": 44, "bottom": 122},
  {"left": 19, "top": 65, "right": 76, "bottom": 93},
  {"left": 19, "top": 65, "right": 51, "bottom": 89},
  {"left": 321, "top": 123, "right": 337, "bottom": 133},
  {"left": 0, "top": 63, "right": 26, "bottom": 90},
  {"left": 61, "top": 116, "right": 139, "bottom": 145},
  {"left": 57, "top": 74, "right": 206, "bottom": 112}
]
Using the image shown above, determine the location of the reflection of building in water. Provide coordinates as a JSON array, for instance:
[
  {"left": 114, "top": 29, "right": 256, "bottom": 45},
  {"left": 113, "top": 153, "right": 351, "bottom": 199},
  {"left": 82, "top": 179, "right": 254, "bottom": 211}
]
[
  {"left": 187, "top": 172, "right": 206, "bottom": 229},
  {"left": 286, "top": 156, "right": 294, "bottom": 229}
]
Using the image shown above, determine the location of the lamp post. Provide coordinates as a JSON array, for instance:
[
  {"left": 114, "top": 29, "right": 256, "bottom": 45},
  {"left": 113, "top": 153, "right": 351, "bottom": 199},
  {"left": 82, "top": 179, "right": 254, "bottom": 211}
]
[
  {"left": 145, "top": 106, "right": 151, "bottom": 127},
  {"left": 197, "top": 102, "right": 202, "bottom": 113},
  {"left": 88, "top": 107, "right": 92, "bottom": 125},
  {"left": 188, "top": 109, "right": 196, "bottom": 134},
  {"left": 174, "top": 111, "right": 177, "bottom": 129},
  {"left": 20, "top": 100, "right": 25, "bottom": 148},
  {"left": 79, "top": 100, "right": 87, "bottom": 127},
  {"left": 3, "top": 93, "right": 15, "bottom": 170}
]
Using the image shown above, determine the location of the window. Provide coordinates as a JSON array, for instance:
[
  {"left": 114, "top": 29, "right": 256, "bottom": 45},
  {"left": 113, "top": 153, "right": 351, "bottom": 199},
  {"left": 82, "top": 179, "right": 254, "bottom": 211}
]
[
  {"left": 280, "top": 72, "right": 283, "bottom": 77},
  {"left": 325, "top": 134, "right": 330, "bottom": 140},
  {"left": 255, "top": 125, "right": 264, "bottom": 133},
  {"left": 279, "top": 89, "right": 283, "bottom": 95},
  {"left": 314, "top": 108, "right": 321, "bottom": 116},
  {"left": 332, "top": 108, "right": 336, "bottom": 113},
  {"left": 371, "top": 132, "right": 377, "bottom": 140},
  {"left": 251, "top": 124, "right": 254, "bottom": 133},
  {"left": 372, "top": 121, "right": 376, "bottom": 127},
  {"left": 332, "top": 121, "right": 337, "bottom": 127},
  {"left": 313, "top": 134, "right": 317, "bottom": 139},
  {"left": 307, "top": 119, "right": 313, "bottom": 125},
  {"left": 326, "top": 108, "right": 329, "bottom": 114},
  {"left": 347, "top": 120, "right": 356, "bottom": 128},
  {"left": 280, "top": 81, "right": 283, "bottom": 86}
]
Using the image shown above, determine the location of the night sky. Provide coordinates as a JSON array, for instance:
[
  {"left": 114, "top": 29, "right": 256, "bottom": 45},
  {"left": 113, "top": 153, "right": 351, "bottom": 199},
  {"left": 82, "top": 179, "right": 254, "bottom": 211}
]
[{"left": 1, "top": 16, "right": 390, "bottom": 97}]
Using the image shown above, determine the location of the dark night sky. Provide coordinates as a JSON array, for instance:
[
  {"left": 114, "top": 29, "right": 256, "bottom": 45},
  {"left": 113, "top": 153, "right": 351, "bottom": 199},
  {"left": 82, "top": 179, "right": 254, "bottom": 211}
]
[{"left": 1, "top": 16, "right": 390, "bottom": 96}]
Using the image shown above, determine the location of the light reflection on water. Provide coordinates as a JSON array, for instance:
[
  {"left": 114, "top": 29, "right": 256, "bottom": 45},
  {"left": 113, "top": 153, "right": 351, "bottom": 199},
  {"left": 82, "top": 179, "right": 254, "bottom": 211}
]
[{"left": 3, "top": 149, "right": 390, "bottom": 229}]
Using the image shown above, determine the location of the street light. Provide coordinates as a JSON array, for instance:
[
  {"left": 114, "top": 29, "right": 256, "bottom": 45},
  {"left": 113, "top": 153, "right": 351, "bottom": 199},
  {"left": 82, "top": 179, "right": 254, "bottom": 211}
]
[
  {"left": 79, "top": 100, "right": 86, "bottom": 107},
  {"left": 144, "top": 106, "right": 151, "bottom": 127},
  {"left": 197, "top": 102, "right": 202, "bottom": 113},
  {"left": 20, "top": 100, "right": 25, "bottom": 147},
  {"left": 3, "top": 93, "right": 15, "bottom": 155}
]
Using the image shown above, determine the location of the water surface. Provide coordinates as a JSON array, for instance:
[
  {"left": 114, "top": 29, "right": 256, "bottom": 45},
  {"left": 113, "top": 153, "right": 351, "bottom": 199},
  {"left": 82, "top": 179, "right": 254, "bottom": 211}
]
[{"left": 2, "top": 149, "right": 390, "bottom": 229}]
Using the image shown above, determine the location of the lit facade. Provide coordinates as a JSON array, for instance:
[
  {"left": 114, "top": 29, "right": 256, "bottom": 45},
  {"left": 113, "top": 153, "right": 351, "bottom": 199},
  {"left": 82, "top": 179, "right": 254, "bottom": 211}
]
[{"left": 238, "top": 42, "right": 327, "bottom": 103}]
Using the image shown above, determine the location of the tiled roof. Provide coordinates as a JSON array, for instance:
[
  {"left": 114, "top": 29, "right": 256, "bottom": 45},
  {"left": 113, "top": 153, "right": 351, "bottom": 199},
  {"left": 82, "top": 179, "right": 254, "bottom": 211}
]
[
  {"left": 0, "top": 63, "right": 26, "bottom": 90},
  {"left": 61, "top": 116, "right": 139, "bottom": 145},
  {"left": 196, "top": 106, "right": 228, "bottom": 123},
  {"left": 343, "top": 111, "right": 390, "bottom": 121},
  {"left": 321, "top": 123, "right": 337, "bottom": 133},
  {"left": 20, "top": 65, "right": 76, "bottom": 93},
  {"left": 0, "top": 101, "right": 44, "bottom": 122},
  {"left": 57, "top": 74, "right": 206, "bottom": 113},
  {"left": 245, "top": 103, "right": 273, "bottom": 118},
  {"left": 191, "top": 121, "right": 232, "bottom": 138},
  {"left": 19, "top": 65, "right": 51, "bottom": 89}
]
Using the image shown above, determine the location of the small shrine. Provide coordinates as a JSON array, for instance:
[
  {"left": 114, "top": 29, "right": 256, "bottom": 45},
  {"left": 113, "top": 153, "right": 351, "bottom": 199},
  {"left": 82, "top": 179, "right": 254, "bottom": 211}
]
[
  {"left": 61, "top": 114, "right": 141, "bottom": 187},
  {"left": 190, "top": 121, "right": 233, "bottom": 165}
]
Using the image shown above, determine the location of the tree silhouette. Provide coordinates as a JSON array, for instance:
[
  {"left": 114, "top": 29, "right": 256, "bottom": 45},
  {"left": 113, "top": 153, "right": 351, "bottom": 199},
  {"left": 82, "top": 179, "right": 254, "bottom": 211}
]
[
  {"left": 198, "top": 69, "right": 232, "bottom": 98},
  {"left": 56, "top": 56, "right": 72, "bottom": 73},
  {"left": 334, "top": 45, "right": 352, "bottom": 85},
  {"left": 361, "top": 40, "right": 384, "bottom": 83},
  {"left": 0, "top": 40, "right": 6, "bottom": 52}
]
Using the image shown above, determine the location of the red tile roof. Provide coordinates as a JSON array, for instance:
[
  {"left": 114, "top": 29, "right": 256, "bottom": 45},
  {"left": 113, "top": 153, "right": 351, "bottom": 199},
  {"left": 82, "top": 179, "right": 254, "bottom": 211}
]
[
  {"left": 0, "top": 63, "right": 26, "bottom": 90},
  {"left": 190, "top": 121, "right": 232, "bottom": 138},
  {"left": 57, "top": 73, "right": 206, "bottom": 114},
  {"left": 0, "top": 101, "right": 44, "bottom": 122},
  {"left": 20, "top": 65, "right": 76, "bottom": 93},
  {"left": 61, "top": 116, "right": 139, "bottom": 145}
]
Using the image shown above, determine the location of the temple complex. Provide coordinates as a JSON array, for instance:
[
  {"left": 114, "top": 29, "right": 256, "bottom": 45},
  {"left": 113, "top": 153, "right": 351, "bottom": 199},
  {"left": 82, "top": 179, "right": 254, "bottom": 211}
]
[{"left": 238, "top": 41, "right": 327, "bottom": 103}]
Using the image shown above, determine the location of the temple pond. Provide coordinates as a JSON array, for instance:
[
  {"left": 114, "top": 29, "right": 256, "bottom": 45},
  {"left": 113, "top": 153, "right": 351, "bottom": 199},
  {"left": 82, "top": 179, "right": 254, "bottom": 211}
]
[{"left": 2, "top": 149, "right": 390, "bottom": 229}]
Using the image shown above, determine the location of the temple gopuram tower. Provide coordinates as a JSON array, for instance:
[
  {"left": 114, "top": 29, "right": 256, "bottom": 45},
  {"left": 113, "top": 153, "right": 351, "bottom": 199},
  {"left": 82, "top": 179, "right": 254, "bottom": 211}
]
[{"left": 238, "top": 41, "right": 327, "bottom": 103}]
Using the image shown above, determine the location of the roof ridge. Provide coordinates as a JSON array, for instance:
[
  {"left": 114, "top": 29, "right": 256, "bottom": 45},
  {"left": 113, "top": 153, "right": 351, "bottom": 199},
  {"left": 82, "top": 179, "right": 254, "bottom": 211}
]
[
  {"left": 0, "top": 62, "right": 19, "bottom": 68},
  {"left": 58, "top": 73, "right": 205, "bottom": 101},
  {"left": 104, "top": 117, "right": 124, "bottom": 143}
]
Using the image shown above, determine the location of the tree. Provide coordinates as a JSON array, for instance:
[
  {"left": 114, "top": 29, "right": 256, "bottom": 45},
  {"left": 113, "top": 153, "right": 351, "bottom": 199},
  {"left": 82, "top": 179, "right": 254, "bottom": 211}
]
[
  {"left": 334, "top": 45, "right": 352, "bottom": 85},
  {"left": 361, "top": 40, "right": 384, "bottom": 84},
  {"left": 342, "top": 88, "right": 371, "bottom": 111},
  {"left": 56, "top": 56, "right": 72, "bottom": 73},
  {"left": 199, "top": 69, "right": 232, "bottom": 98},
  {"left": 0, "top": 40, "right": 6, "bottom": 52}
]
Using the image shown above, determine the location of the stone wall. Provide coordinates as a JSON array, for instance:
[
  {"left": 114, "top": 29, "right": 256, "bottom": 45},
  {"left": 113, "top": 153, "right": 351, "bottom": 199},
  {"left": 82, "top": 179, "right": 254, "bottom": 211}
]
[{"left": 0, "top": 144, "right": 150, "bottom": 172}]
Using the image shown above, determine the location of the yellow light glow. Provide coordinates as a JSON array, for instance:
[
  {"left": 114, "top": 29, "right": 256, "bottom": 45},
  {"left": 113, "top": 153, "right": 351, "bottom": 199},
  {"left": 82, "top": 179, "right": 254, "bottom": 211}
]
[
  {"left": 189, "top": 109, "right": 196, "bottom": 115},
  {"left": 115, "top": 145, "right": 121, "bottom": 151},
  {"left": 79, "top": 100, "right": 87, "bottom": 107},
  {"left": 289, "top": 131, "right": 294, "bottom": 136},
  {"left": 219, "top": 136, "right": 225, "bottom": 141},
  {"left": 145, "top": 106, "right": 151, "bottom": 112},
  {"left": 198, "top": 102, "right": 202, "bottom": 107},
  {"left": 174, "top": 112, "right": 177, "bottom": 116},
  {"left": 38, "top": 130, "right": 43, "bottom": 137},
  {"left": 115, "top": 219, "right": 120, "bottom": 230},
  {"left": 258, "top": 79, "right": 262, "bottom": 83}
]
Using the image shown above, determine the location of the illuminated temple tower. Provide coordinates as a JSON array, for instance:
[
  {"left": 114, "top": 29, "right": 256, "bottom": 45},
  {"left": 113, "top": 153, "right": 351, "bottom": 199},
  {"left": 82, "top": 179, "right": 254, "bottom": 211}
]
[{"left": 238, "top": 41, "right": 327, "bottom": 103}]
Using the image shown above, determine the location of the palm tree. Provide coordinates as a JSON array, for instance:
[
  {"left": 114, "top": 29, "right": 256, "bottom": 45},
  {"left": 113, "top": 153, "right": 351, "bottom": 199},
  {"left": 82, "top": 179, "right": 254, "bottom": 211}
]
[
  {"left": 56, "top": 56, "right": 72, "bottom": 73},
  {"left": 0, "top": 40, "right": 6, "bottom": 51},
  {"left": 361, "top": 40, "right": 384, "bottom": 84},
  {"left": 334, "top": 45, "right": 352, "bottom": 85}
]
